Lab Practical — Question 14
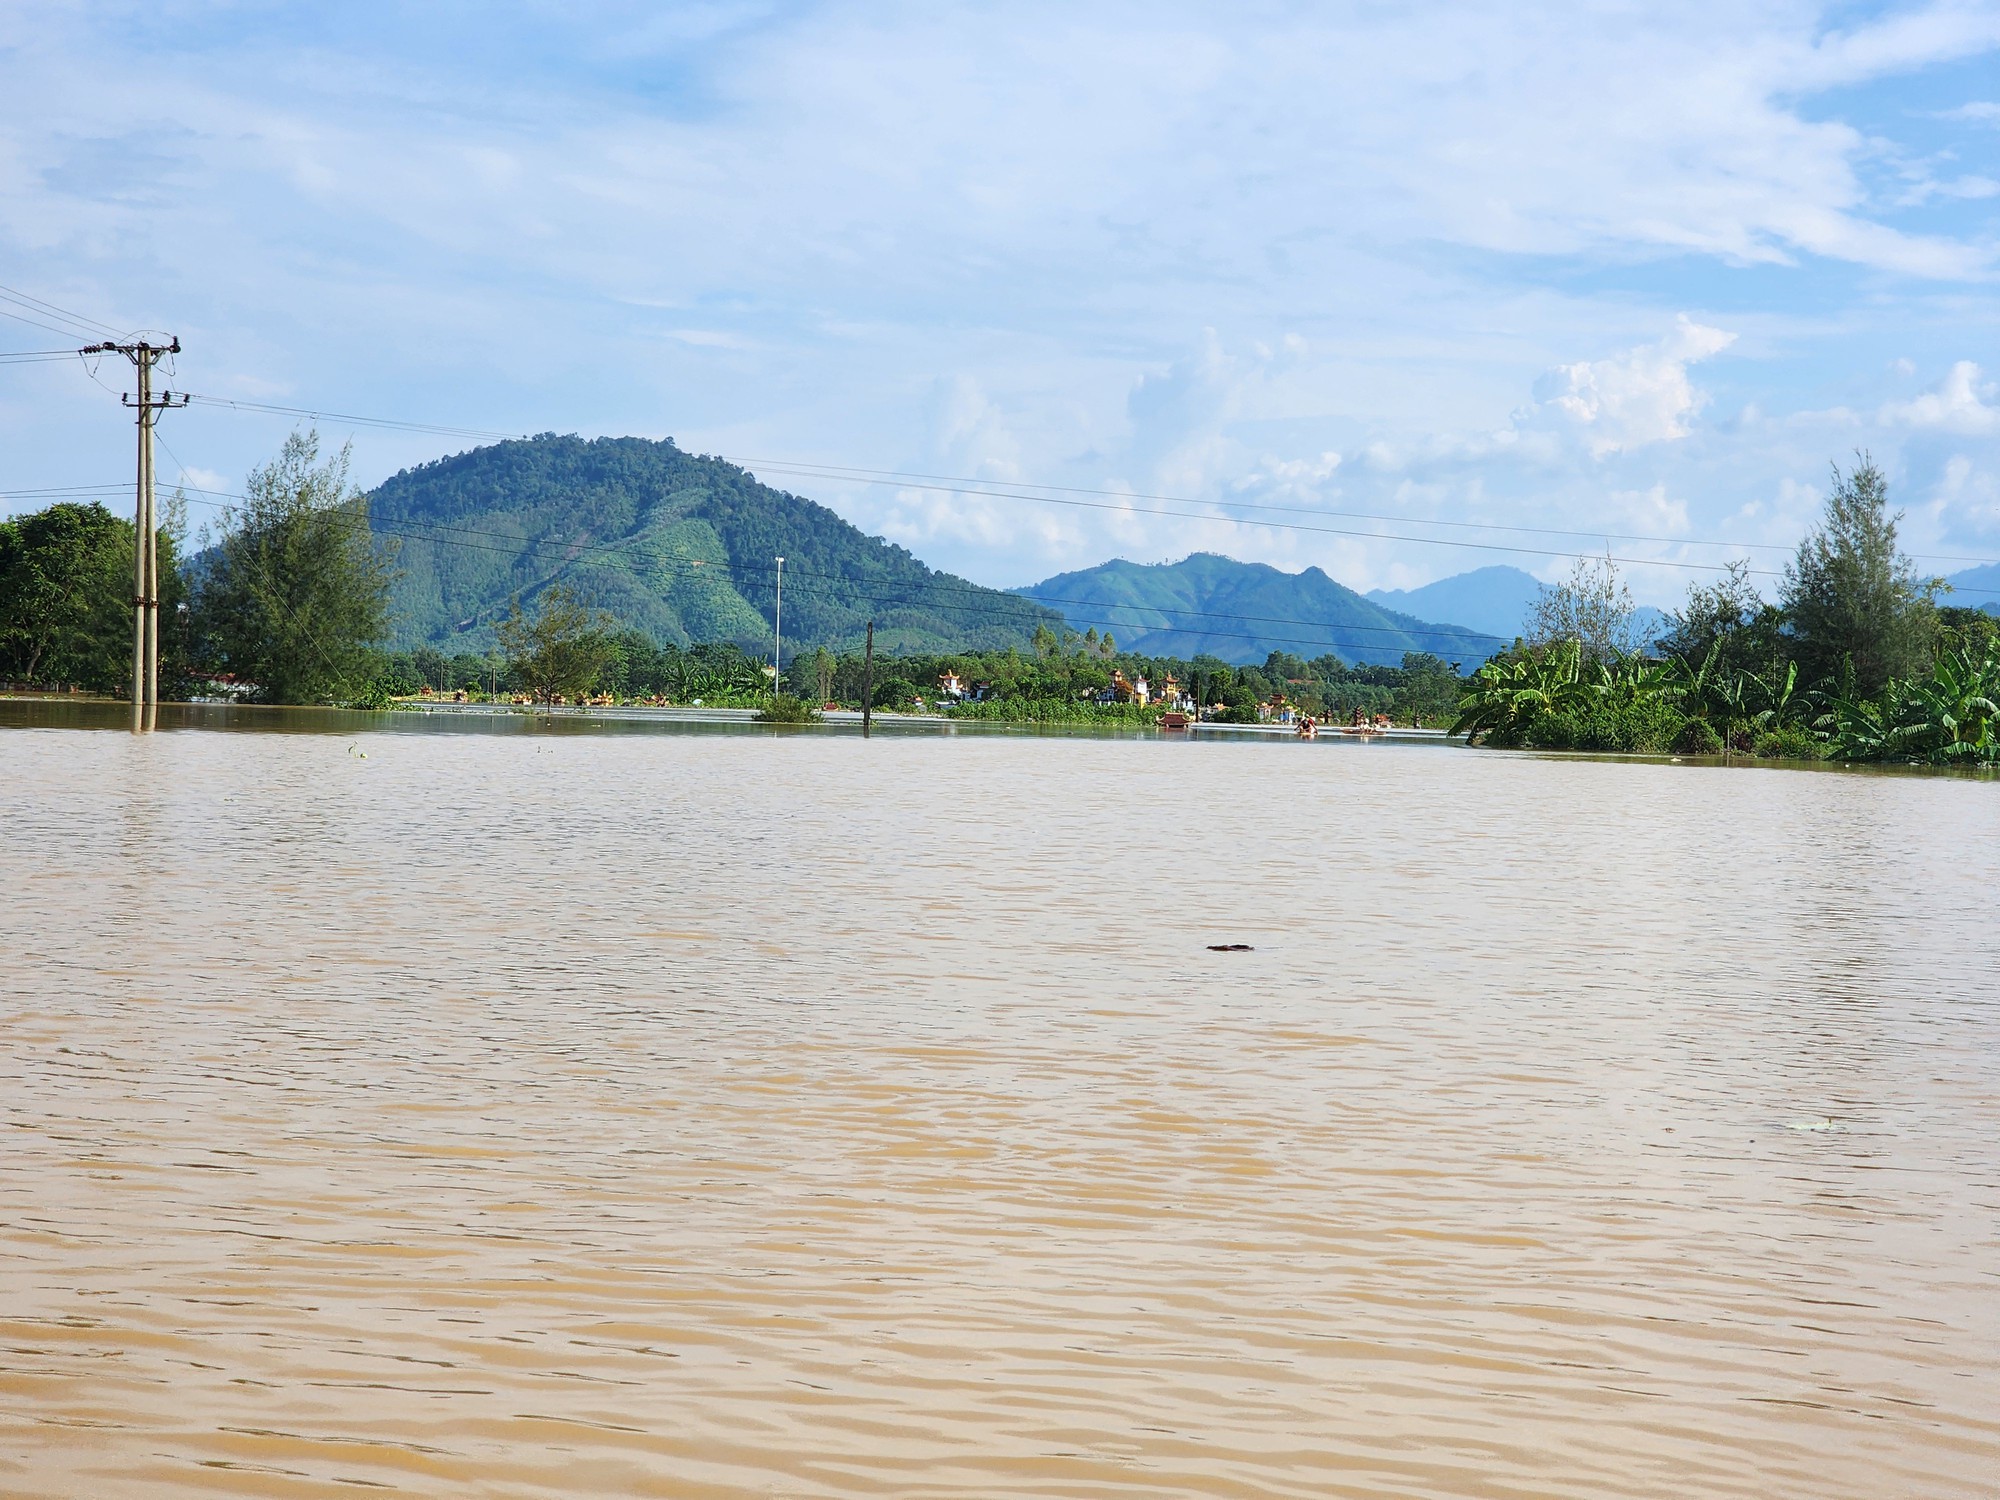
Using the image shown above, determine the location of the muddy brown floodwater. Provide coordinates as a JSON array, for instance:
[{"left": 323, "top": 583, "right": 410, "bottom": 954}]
[{"left": 2, "top": 713, "right": 1997, "bottom": 1498}]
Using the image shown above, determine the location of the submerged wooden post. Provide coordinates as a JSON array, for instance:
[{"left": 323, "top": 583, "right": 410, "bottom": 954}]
[{"left": 861, "top": 620, "right": 874, "bottom": 739}]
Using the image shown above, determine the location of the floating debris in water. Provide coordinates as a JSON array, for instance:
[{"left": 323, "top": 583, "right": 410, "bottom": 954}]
[
  {"left": 1207, "top": 944, "right": 1254, "bottom": 952},
  {"left": 1785, "top": 1117, "right": 1840, "bottom": 1132},
  {"left": 347, "top": 744, "right": 366, "bottom": 759}
]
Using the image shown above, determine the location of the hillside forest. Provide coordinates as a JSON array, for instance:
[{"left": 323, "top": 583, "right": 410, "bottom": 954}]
[{"left": 2, "top": 434, "right": 1995, "bottom": 765}]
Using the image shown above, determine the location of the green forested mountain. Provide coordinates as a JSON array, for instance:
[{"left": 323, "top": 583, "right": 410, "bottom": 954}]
[
  {"left": 1020, "top": 553, "right": 1507, "bottom": 667},
  {"left": 368, "top": 434, "right": 1059, "bottom": 652}
]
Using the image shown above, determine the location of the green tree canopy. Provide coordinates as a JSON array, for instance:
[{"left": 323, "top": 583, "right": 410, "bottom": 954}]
[
  {"left": 497, "top": 584, "right": 617, "bottom": 702},
  {"left": 0, "top": 502, "right": 126, "bottom": 688},
  {"left": 1780, "top": 454, "right": 1937, "bottom": 696},
  {"left": 200, "top": 431, "right": 395, "bottom": 704},
  {"left": 0, "top": 499, "right": 186, "bottom": 694}
]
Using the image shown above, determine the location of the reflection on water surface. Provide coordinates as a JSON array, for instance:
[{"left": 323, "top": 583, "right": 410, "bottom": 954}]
[{"left": 2, "top": 712, "right": 1996, "bottom": 1498}]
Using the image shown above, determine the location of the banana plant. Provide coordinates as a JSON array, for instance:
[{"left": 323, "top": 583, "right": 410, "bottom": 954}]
[
  {"left": 1594, "top": 652, "right": 1676, "bottom": 707},
  {"left": 1451, "top": 641, "right": 1587, "bottom": 743},
  {"left": 1825, "top": 690, "right": 1898, "bottom": 761},
  {"left": 1886, "top": 647, "right": 1999, "bottom": 762},
  {"left": 1825, "top": 647, "right": 1999, "bottom": 764},
  {"left": 660, "top": 656, "right": 717, "bottom": 701},
  {"left": 1745, "top": 660, "right": 1802, "bottom": 731}
]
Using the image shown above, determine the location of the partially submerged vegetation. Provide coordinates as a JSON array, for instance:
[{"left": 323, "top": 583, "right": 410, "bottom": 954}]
[
  {"left": 754, "top": 693, "right": 823, "bottom": 724},
  {"left": 6, "top": 437, "right": 1994, "bottom": 768},
  {"left": 1452, "top": 458, "right": 1999, "bottom": 767}
]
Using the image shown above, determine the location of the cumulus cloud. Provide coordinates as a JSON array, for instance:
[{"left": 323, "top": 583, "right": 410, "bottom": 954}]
[
  {"left": 1535, "top": 317, "right": 1738, "bottom": 457},
  {"left": 1926, "top": 454, "right": 2000, "bottom": 543},
  {"left": 1880, "top": 360, "right": 2000, "bottom": 434},
  {"left": 4, "top": 4, "right": 2000, "bottom": 598}
]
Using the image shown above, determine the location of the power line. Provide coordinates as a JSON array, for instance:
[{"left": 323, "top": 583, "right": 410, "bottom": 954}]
[
  {"left": 0, "top": 288, "right": 123, "bottom": 348},
  {"left": 21, "top": 392, "right": 2000, "bottom": 635},
  {"left": 22, "top": 463, "right": 2000, "bottom": 634},
  {"left": 125, "top": 480, "right": 1494, "bottom": 654},
  {"left": 0, "top": 306, "right": 102, "bottom": 342},
  {"left": 0, "top": 281, "right": 123, "bottom": 339},
  {"left": 181, "top": 393, "right": 527, "bottom": 443},
  {"left": 739, "top": 457, "right": 1795, "bottom": 557},
  {"left": 173, "top": 392, "right": 2000, "bottom": 575},
  {"left": 741, "top": 458, "right": 2000, "bottom": 574},
  {"left": 220, "top": 484, "right": 1531, "bottom": 648},
  {"left": 0, "top": 483, "right": 132, "bottom": 501}
]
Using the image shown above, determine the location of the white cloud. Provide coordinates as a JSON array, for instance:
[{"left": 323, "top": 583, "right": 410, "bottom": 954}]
[
  {"left": 1881, "top": 361, "right": 2000, "bottom": 434},
  {"left": 1603, "top": 483, "right": 1692, "bottom": 537},
  {"left": 929, "top": 375, "right": 1023, "bottom": 482},
  {"left": 1535, "top": 317, "right": 1738, "bottom": 457},
  {"left": 1925, "top": 454, "right": 2000, "bottom": 543},
  {"left": 3, "top": 3, "right": 2000, "bottom": 600}
]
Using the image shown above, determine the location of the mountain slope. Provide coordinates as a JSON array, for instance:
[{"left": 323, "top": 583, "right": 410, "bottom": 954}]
[
  {"left": 368, "top": 435, "right": 1060, "bottom": 652},
  {"left": 1366, "top": 566, "right": 1540, "bottom": 642},
  {"left": 1018, "top": 553, "right": 1507, "bottom": 666},
  {"left": 1370, "top": 564, "right": 1671, "bottom": 646},
  {"left": 1946, "top": 562, "right": 2000, "bottom": 616}
]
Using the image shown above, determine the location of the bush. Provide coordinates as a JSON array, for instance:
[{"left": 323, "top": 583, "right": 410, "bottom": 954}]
[
  {"left": 1674, "top": 718, "right": 1724, "bottom": 756},
  {"left": 1525, "top": 698, "right": 1685, "bottom": 754},
  {"left": 871, "top": 677, "right": 921, "bottom": 710},
  {"left": 1753, "top": 724, "right": 1825, "bottom": 761},
  {"left": 755, "top": 693, "right": 822, "bottom": 724},
  {"left": 945, "top": 697, "right": 1160, "bottom": 725}
]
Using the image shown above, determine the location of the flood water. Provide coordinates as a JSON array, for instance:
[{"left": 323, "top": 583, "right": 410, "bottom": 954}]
[{"left": 3, "top": 709, "right": 1997, "bottom": 1498}]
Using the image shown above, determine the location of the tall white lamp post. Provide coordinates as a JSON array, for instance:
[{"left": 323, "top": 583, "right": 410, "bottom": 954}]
[{"left": 773, "top": 555, "right": 785, "bottom": 691}]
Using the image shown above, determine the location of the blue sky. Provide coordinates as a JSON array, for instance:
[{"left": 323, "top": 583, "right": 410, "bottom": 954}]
[{"left": 1, "top": 0, "right": 1997, "bottom": 606}]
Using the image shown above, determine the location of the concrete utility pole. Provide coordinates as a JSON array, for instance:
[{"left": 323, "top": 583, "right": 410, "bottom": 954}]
[
  {"left": 861, "top": 619, "right": 874, "bottom": 739},
  {"left": 89, "top": 339, "right": 186, "bottom": 723},
  {"left": 772, "top": 556, "right": 785, "bottom": 688}
]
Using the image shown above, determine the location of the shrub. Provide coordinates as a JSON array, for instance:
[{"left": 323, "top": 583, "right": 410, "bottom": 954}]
[
  {"left": 345, "top": 679, "right": 394, "bottom": 711},
  {"left": 1525, "top": 698, "right": 1685, "bottom": 754},
  {"left": 1674, "top": 718, "right": 1724, "bottom": 756},
  {"left": 755, "top": 693, "right": 822, "bottom": 724},
  {"left": 945, "top": 697, "right": 1161, "bottom": 725},
  {"left": 1753, "top": 724, "right": 1825, "bottom": 761}
]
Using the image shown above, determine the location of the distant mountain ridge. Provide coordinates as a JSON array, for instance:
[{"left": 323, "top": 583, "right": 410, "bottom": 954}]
[
  {"left": 1367, "top": 566, "right": 1540, "bottom": 642},
  {"left": 1016, "top": 553, "right": 1507, "bottom": 667},
  {"left": 368, "top": 434, "right": 1059, "bottom": 652},
  {"left": 1371, "top": 564, "right": 1668, "bottom": 645},
  {"left": 1945, "top": 562, "right": 2000, "bottom": 616}
]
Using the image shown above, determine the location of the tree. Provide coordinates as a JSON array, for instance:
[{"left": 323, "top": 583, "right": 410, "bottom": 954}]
[
  {"left": 1527, "top": 554, "right": 1636, "bottom": 662},
  {"left": 200, "top": 431, "right": 395, "bottom": 703},
  {"left": 0, "top": 502, "right": 126, "bottom": 688},
  {"left": 497, "top": 584, "right": 616, "bottom": 703},
  {"left": 1780, "top": 454, "right": 1937, "bottom": 696},
  {"left": 1660, "top": 559, "right": 1787, "bottom": 680},
  {"left": 806, "top": 645, "right": 836, "bottom": 704}
]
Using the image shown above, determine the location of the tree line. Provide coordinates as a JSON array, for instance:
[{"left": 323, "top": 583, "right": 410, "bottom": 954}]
[
  {"left": 5, "top": 434, "right": 1992, "bottom": 763},
  {"left": 0, "top": 429, "right": 1467, "bottom": 724},
  {"left": 1454, "top": 456, "right": 1999, "bottom": 765},
  {"left": 1, "top": 432, "right": 391, "bottom": 702}
]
